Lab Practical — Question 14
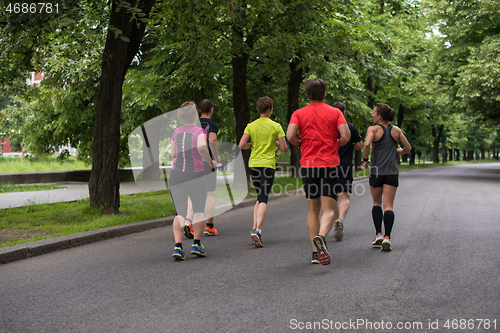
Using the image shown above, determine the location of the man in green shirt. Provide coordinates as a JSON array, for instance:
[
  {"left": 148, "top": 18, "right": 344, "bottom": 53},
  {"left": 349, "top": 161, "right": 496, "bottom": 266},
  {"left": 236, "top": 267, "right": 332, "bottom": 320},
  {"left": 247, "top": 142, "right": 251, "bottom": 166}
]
[{"left": 239, "top": 96, "right": 287, "bottom": 247}]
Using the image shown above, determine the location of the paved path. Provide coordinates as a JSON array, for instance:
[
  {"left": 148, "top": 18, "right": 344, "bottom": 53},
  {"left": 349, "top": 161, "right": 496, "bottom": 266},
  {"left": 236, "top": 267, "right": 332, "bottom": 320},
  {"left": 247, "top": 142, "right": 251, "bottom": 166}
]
[
  {"left": 0, "top": 172, "right": 263, "bottom": 209},
  {"left": 0, "top": 182, "right": 157, "bottom": 209},
  {"left": 1, "top": 163, "right": 499, "bottom": 332}
]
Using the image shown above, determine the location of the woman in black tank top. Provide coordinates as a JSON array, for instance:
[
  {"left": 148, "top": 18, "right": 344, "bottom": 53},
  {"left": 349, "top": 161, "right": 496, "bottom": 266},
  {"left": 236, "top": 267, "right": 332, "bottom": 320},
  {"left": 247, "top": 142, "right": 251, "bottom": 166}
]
[{"left": 362, "top": 103, "right": 411, "bottom": 251}]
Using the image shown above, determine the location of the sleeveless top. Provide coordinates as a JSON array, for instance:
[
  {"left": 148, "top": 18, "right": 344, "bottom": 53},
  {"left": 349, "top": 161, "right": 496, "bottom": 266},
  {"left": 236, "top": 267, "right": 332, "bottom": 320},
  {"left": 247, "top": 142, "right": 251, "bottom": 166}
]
[
  {"left": 199, "top": 117, "right": 219, "bottom": 160},
  {"left": 370, "top": 124, "right": 399, "bottom": 176}
]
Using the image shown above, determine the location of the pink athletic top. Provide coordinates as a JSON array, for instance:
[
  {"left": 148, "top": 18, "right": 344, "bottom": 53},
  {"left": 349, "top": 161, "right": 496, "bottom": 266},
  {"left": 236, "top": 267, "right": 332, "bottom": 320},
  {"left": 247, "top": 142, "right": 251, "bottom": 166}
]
[{"left": 171, "top": 126, "right": 207, "bottom": 173}]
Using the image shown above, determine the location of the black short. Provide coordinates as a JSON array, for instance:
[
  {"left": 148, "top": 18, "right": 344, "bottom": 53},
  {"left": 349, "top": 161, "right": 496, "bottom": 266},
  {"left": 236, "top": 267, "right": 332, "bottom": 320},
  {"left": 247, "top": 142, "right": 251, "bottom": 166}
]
[
  {"left": 337, "top": 165, "right": 354, "bottom": 193},
  {"left": 301, "top": 167, "right": 339, "bottom": 200},
  {"left": 369, "top": 174, "right": 399, "bottom": 188},
  {"left": 203, "top": 161, "right": 217, "bottom": 192},
  {"left": 250, "top": 167, "right": 275, "bottom": 204}
]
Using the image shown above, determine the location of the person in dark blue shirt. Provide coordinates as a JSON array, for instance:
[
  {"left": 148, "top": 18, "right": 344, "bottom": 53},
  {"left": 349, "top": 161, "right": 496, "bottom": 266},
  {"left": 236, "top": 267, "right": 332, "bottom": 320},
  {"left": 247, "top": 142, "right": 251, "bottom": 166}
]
[{"left": 332, "top": 102, "right": 363, "bottom": 242}]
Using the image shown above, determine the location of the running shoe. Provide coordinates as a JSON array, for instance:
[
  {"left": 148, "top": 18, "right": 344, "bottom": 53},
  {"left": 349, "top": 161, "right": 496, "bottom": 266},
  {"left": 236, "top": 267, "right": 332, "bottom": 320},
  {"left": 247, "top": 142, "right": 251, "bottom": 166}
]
[
  {"left": 333, "top": 218, "right": 344, "bottom": 241},
  {"left": 381, "top": 238, "right": 391, "bottom": 251},
  {"left": 250, "top": 231, "right": 263, "bottom": 248},
  {"left": 372, "top": 234, "right": 384, "bottom": 246},
  {"left": 204, "top": 225, "right": 218, "bottom": 236},
  {"left": 184, "top": 221, "right": 194, "bottom": 239},
  {"left": 311, "top": 252, "right": 320, "bottom": 264},
  {"left": 250, "top": 227, "right": 257, "bottom": 235},
  {"left": 190, "top": 243, "right": 206, "bottom": 257},
  {"left": 172, "top": 247, "right": 185, "bottom": 260},
  {"left": 312, "top": 235, "right": 330, "bottom": 265}
]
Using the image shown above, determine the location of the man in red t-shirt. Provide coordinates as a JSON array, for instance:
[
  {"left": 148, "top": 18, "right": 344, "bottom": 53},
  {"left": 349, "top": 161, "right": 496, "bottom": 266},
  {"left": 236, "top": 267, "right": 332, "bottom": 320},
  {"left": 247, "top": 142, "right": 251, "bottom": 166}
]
[{"left": 286, "top": 78, "right": 350, "bottom": 266}]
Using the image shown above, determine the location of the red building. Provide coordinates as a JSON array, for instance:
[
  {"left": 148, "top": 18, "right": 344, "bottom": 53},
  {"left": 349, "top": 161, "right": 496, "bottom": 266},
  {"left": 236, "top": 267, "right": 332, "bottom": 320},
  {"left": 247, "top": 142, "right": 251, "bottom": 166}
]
[{"left": 0, "top": 135, "right": 24, "bottom": 155}]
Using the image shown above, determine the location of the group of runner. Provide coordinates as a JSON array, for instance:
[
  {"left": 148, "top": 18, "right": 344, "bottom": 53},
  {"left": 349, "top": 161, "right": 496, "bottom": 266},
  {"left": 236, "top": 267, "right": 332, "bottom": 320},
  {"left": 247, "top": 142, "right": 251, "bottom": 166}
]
[{"left": 169, "top": 78, "right": 411, "bottom": 265}]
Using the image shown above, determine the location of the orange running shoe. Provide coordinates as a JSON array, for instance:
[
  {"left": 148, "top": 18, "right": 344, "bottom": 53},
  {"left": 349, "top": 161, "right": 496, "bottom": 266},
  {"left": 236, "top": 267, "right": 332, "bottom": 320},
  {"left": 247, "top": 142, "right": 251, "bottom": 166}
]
[
  {"left": 184, "top": 221, "right": 194, "bottom": 239},
  {"left": 204, "top": 225, "right": 218, "bottom": 236}
]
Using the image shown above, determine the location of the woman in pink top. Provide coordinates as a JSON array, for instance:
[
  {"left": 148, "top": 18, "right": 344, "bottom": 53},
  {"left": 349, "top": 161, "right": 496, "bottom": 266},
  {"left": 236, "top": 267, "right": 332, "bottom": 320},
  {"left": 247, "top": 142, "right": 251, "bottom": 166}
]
[{"left": 170, "top": 101, "right": 215, "bottom": 260}]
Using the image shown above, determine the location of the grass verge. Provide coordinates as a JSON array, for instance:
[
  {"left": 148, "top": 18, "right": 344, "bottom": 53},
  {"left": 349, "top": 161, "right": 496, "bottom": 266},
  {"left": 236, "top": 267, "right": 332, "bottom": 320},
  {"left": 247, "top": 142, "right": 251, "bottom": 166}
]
[
  {"left": 0, "top": 156, "right": 91, "bottom": 173},
  {"left": 0, "top": 183, "right": 64, "bottom": 193}
]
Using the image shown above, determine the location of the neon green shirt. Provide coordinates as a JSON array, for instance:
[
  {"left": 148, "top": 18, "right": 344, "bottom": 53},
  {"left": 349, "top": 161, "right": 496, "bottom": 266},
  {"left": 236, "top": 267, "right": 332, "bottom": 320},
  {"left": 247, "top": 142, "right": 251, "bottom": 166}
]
[{"left": 244, "top": 117, "right": 285, "bottom": 169}]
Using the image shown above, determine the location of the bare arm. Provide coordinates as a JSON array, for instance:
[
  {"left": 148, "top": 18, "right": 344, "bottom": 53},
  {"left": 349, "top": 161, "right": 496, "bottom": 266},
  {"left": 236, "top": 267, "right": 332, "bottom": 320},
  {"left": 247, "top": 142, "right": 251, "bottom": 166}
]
[
  {"left": 363, "top": 127, "right": 375, "bottom": 169},
  {"left": 209, "top": 132, "right": 221, "bottom": 162},
  {"left": 396, "top": 128, "right": 412, "bottom": 155},
  {"left": 276, "top": 136, "right": 288, "bottom": 152},
  {"left": 170, "top": 142, "right": 176, "bottom": 159},
  {"left": 197, "top": 134, "right": 214, "bottom": 169},
  {"left": 338, "top": 123, "right": 351, "bottom": 147},
  {"left": 353, "top": 140, "right": 363, "bottom": 151},
  {"left": 238, "top": 133, "right": 252, "bottom": 150},
  {"left": 286, "top": 123, "right": 300, "bottom": 146}
]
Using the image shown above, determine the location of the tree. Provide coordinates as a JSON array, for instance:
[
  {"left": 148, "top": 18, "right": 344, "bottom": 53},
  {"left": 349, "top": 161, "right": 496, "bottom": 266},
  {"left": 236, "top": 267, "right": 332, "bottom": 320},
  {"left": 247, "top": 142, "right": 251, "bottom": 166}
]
[
  {"left": 1, "top": 0, "right": 155, "bottom": 213},
  {"left": 426, "top": 0, "right": 500, "bottom": 123},
  {"left": 89, "top": 0, "right": 155, "bottom": 214}
]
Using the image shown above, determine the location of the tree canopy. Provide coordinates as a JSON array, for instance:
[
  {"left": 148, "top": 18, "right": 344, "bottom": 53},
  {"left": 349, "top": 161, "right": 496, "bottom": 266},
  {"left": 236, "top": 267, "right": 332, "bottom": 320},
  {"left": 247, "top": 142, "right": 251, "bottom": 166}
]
[{"left": 1, "top": 0, "right": 499, "bottom": 212}]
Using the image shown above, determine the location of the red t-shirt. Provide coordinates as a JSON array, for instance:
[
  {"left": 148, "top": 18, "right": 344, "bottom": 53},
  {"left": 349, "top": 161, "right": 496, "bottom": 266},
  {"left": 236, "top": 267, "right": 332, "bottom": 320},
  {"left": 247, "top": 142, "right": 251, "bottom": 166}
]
[{"left": 289, "top": 102, "right": 347, "bottom": 167}]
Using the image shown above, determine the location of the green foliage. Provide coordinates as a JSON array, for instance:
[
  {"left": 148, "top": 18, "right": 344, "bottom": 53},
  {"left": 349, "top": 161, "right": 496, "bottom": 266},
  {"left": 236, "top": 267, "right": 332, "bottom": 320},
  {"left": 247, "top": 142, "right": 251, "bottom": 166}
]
[
  {"left": 0, "top": 155, "right": 91, "bottom": 173},
  {"left": 1, "top": 0, "right": 499, "bottom": 174}
]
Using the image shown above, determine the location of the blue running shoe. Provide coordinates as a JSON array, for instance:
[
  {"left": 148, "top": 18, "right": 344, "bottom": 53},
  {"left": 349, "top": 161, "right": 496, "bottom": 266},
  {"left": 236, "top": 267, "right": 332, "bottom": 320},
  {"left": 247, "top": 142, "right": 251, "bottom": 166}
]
[
  {"left": 172, "top": 247, "right": 185, "bottom": 260},
  {"left": 191, "top": 243, "right": 206, "bottom": 257}
]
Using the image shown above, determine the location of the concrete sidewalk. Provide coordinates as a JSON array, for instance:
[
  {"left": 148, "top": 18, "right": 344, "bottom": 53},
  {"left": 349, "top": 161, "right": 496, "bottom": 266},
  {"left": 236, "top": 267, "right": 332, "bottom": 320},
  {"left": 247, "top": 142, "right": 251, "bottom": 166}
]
[
  {"left": 0, "top": 182, "right": 160, "bottom": 209},
  {"left": 0, "top": 171, "right": 295, "bottom": 209}
]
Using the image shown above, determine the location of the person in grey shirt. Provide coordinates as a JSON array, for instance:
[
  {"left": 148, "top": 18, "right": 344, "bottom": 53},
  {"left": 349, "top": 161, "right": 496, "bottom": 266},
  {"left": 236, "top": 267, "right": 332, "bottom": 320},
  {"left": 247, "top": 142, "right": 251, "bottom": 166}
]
[{"left": 362, "top": 103, "right": 411, "bottom": 251}]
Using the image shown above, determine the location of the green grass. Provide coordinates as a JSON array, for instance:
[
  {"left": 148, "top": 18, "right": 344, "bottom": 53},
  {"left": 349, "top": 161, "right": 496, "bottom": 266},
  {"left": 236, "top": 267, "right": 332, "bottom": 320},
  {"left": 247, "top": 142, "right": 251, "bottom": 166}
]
[
  {"left": 0, "top": 156, "right": 91, "bottom": 173},
  {"left": 0, "top": 190, "right": 176, "bottom": 247},
  {"left": 0, "top": 183, "right": 64, "bottom": 193}
]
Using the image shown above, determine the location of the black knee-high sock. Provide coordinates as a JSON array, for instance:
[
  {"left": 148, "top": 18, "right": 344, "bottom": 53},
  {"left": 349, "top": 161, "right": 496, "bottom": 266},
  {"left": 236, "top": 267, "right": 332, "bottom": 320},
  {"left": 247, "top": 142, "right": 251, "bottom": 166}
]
[
  {"left": 372, "top": 206, "right": 383, "bottom": 234},
  {"left": 383, "top": 210, "right": 395, "bottom": 238}
]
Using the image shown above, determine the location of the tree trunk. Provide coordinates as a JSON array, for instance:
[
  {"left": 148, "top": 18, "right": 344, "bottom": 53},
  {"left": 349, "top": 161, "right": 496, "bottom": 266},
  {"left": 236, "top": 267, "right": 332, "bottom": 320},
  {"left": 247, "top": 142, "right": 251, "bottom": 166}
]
[
  {"left": 232, "top": 25, "right": 251, "bottom": 189},
  {"left": 397, "top": 104, "right": 406, "bottom": 164},
  {"left": 287, "top": 56, "right": 303, "bottom": 177},
  {"left": 366, "top": 76, "right": 377, "bottom": 110},
  {"left": 432, "top": 125, "right": 443, "bottom": 163},
  {"left": 89, "top": 0, "right": 154, "bottom": 214}
]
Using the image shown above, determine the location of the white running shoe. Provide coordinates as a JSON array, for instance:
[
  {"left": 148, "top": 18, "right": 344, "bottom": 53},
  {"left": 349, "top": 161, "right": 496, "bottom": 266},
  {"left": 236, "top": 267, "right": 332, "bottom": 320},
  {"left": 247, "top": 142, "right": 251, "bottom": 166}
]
[
  {"left": 372, "top": 234, "right": 384, "bottom": 246},
  {"left": 333, "top": 218, "right": 344, "bottom": 241},
  {"left": 381, "top": 238, "right": 391, "bottom": 251}
]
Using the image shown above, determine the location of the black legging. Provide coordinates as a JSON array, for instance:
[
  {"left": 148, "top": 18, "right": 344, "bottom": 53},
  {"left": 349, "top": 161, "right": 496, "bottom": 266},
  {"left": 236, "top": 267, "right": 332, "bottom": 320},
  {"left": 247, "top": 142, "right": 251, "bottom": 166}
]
[{"left": 250, "top": 167, "right": 275, "bottom": 204}]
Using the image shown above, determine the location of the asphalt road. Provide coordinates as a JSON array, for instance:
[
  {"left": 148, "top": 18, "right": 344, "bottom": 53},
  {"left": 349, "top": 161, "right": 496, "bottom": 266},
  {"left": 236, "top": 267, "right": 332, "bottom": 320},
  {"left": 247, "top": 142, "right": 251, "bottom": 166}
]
[{"left": 1, "top": 163, "right": 499, "bottom": 333}]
